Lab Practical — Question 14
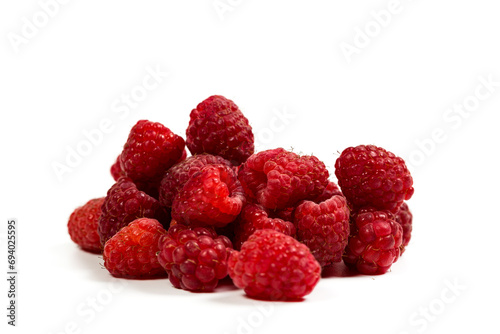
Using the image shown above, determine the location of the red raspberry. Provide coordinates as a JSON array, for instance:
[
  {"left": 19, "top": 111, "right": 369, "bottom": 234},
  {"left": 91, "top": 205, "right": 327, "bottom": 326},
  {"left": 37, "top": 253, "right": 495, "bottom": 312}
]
[
  {"left": 103, "top": 218, "right": 167, "bottom": 278},
  {"left": 186, "top": 95, "right": 254, "bottom": 165},
  {"left": 110, "top": 155, "right": 124, "bottom": 181},
  {"left": 171, "top": 164, "right": 245, "bottom": 228},
  {"left": 233, "top": 203, "right": 296, "bottom": 250},
  {"left": 343, "top": 208, "right": 403, "bottom": 275},
  {"left": 159, "top": 153, "right": 234, "bottom": 208},
  {"left": 395, "top": 202, "right": 412, "bottom": 254},
  {"left": 98, "top": 177, "right": 167, "bottom": 246},
  {"left": 293, "top": 195, "right": 350, "bottom": 267},
  {"left": 68, "top": 197, "right": 105, "bottom": 253},
  {"left": 228, "top": 229, "right": 321, "bottom": 300},
  {"left": 238, "top": 148, "right": 329, "bottom": 210},
  {"left": 120, "top": 120, "right": 185, "bottom": 186},
  {"left": 157, "top": 224, "right": 233, "bottom": 291},
  {"left": 335, "top": 145, "right": 414, "bottom": 213},
  {"left": 312, "top": 181, "right": 343, "bottom": 203}
]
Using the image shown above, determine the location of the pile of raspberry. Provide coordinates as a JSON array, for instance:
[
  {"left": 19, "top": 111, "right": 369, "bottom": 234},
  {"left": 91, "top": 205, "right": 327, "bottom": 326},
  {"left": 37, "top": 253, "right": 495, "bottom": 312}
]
[{"left": 67, "top": 95, "right": 414, "bottom": 301}]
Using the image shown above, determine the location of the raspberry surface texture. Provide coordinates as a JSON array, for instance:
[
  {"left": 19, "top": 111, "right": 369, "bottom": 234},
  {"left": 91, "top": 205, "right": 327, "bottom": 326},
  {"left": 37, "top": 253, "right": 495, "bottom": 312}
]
[
  {"left": 294, "top": 195, "right": 350, "bottom": 267},
  {"left": 228, "top": 229, "right": 321, "bottom": 300},
  {"left": 238, "top": 148, "right": 329, "bottom": 210},
  {"left": 157, "top": 224, "right": 233, "bottom": 291},
  {"left": 68, "top": 197, "right": 105, "bottom": 253},
  {"left": 98, "top": 177, "right": 167, "bottom": 246},
  {"left": 171, "top": 164, "right": 245, "bottom": 228},
  {"left": 233, "top": 203, "right": 296, "bottom": 250},
  {"left": 395, "top": 202, "right": 412, "bottom": 254},
  {"left": 103, "top": 218, "right": 167, "bottom": 278},
  {"left": 312, "top": 181, "right": 343, "bottom": 203},
  {"left": 335, "top": 145, "right": 414, "bottom": 213},
  {"left": 159, "top": 153, "right": 234, "bottom": 208},
  {"left": 343, "top": 208, "right": 403, "bottom": 275},
  {"left": 120, "top": 120, "right": 185, "bottom": 186},
  {"left": 110, "top": 155, "right": 124, "bottom": 181},
  {"left": 186, "top": 95, "right": 254, "bottom": 165}
]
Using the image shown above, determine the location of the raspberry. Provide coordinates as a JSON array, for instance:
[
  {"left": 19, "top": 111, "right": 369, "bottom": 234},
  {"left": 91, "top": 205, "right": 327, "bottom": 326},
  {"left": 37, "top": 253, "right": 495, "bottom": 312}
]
[
  {"left": 395, "top": 202, "right": 412, "bottom": 254},
  {"left": 120, "top": 120, "right": 185, "bottom": 186},
  {"left": 98, "top": 177, "right": 167, "bottom": 246},
  {"left": 110, "top": 155, "right": 124, "bottom": 181},
  {"left": 233, "top": 203, "right": 296, "bottom": 250},
  {"left": 228, "top": 229, "right": 321, "bottom": 300},
  {"left": 171, "top": 164, "right": 245, "bottom": 228},
  {"left": 343, "top": 208, "right": 403, "bottom": 275},
  {"left": 293, "top": 195, "right": 350, "bottom": 267},
  {"left": 68, "top": 197, "right": 105, "bottom": 253},
  {"left": 238, "top": 148, "right": 329, "bottom": 210},
  {"left": 157, "top": 224, "right": 233, "bottom": 291},
  {"left": 103, "top": 218, "right": 167, "bottom": 278},
  {"left": 186, "top": 95, "right": 254, "bottom": 165},
  {"left": 335, "top": 145, "right": 414, "bottom": 213},
  {"left": 159, "top": 153, "right": 234, "bottom": 208},
  {"left": 312, "top": 181, "right": 343, "bottom": 203}
]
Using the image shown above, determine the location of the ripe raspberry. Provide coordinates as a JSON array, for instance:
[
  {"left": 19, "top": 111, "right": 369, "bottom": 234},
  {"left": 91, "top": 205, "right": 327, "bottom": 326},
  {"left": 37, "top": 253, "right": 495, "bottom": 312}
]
[
  {"left": 228, "top": 229, "right": 321, "bottom": 300},
  {"left": 395, "top": 202, "right": 412, "bottom": 254},
  {"left": 157, "top": 224, "right": 233, "bottom": 291},
  {"left": 120, "top": 120, "right": 185, "bottom": 185},
  {"left": 343, "top": 208, "right": 403, "bottom": 275},
  {"left": 68, "top": 197, "right": 105, "bottom": 253},
  {"left": 293, "top": 195, "right": 350, "bottom": 267},
  {"left": 103, "top": 218, "right": 167, "bottom": 278},
  {"left": 233, "top": 203, "right": 296, "bottom": 250},
  {"left": 335, "top": 145, "right": 414, "bottom": 213},
  {"left": 238, "top": 148, "right": 329, "bottom": 210},
  {"left": 98, "top": 177, "right": 167, "bottom": 246},
  {"left": 110, "top": 155, "right": 124, "bottom": 181},
  {"left": 159, "top": 153, "right": 234, "bottom": 208},
  {"left": 186, "top": 95, "right": 254, "bottom": 165},
  {"left": 172, "top": 164, "right": 245, "bottom": 228},
  {"left": 312, "top": 181, "right": 343, "bottom": 203}
]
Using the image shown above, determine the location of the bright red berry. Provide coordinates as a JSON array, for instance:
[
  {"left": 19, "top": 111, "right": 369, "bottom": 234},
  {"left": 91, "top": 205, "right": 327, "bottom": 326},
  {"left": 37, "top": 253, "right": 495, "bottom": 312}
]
[
  {"left": 343, "top": 208, "right": 403, "bottom": 275},
  {"left": 171, "top": 164, "right": 245, "bottom": 228},
  {"left": 335, "top": 145, "right": 414, "bottom": 213},
  {"left": 68, "top": 197, "right": 105, "bottom": 253},
  {"left": 233, "top": 203, "right": 296, "bottom": 250},
  {"left": 98, "top": 177, "right": 168, "bottom": 246},
  {"left": 312, "top": 181, "right": 343, "bottom": 203},
  {"left": 228, "top": 229, "right": 321, "bottom": 301},
  {"left": 103, "top": 218, "right": 167, "bottom": 278},
  {"left": 159, "top": 153, "right": 234, "bottom": 208},
  {"left": 110, "top": 155, "right": 124, "bottom": 181},
  {"left": 157, "top": 224, "right": 233, "bottom": 291},
  {"left": 186, "top": 95, "right": 254, "bottom": 165},
  {"left": 395, "top": 202, "right": 412, "bottom": 254},
  {"left": 238, "top": 148, "right": 329, "bottom": 210},
  {"left": 293, "top": 195, "right": 350, "bottom": 267}
]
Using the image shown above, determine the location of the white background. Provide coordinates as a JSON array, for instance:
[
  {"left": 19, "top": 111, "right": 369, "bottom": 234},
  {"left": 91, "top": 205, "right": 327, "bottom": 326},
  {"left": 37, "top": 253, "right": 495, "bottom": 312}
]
[{"left": 1, "top": 1, "right": 499, "bottom": 333}]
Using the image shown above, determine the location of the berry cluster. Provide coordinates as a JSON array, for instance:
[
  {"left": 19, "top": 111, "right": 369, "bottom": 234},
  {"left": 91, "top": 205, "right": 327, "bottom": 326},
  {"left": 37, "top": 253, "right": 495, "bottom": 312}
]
[{"left": 67, "top": 94, "right": 414, "bottom": 301}]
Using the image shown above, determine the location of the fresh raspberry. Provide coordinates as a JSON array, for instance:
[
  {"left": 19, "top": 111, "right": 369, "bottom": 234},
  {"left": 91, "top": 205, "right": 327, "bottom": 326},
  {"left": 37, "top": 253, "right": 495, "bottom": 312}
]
[
  {"left": 159, "top": 153, "right": 234, "bottom": 208},
  {"left": 68, "top": 197, "right": 105, "bottom": 253},
  {"left": 269, "top": 206, "right": 295, "bottom": 223},
  {"left": 238, "top": 148, "right": 329, "bottom": 210},
  {"left": 395, "top": 202, "right": 412, "bottom": 254},
  {"left": 171, "top": 164, "right": 245, "bottom": 228},
  {"left": 157, "top": 224, "right": 233, "bottom": 291},
  {"left": 293, "top": 195, "right": 350, "bottom": 267},
  {"left": 120, "top": 120, "right": 185, "bottom": 186},
  {"left": 186, "top": 95, "right": 254, "bottom": 165},
  {"left": 98, "top": 177, "right": 167, "bottom": 246},
  {"left": 233, "top": 203, "right": 296, "bottom": 250},
  {"left": 228, "top": 229, "right": 321, "bottom": 300},
  {"left": 335, "top": 145, "right": 414, "bottom": 213},
  {"left": 103, "top": 218, "right": 167, "bottom": 278},
  {"left": 110, "top": 155, "right": 124, "bottom": 181},
  {"left": 343, "top": 208, "right": 403, "bottom": 275},
  {"left": 312, "top": 181, "right": 343, "bottom": 203}
]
